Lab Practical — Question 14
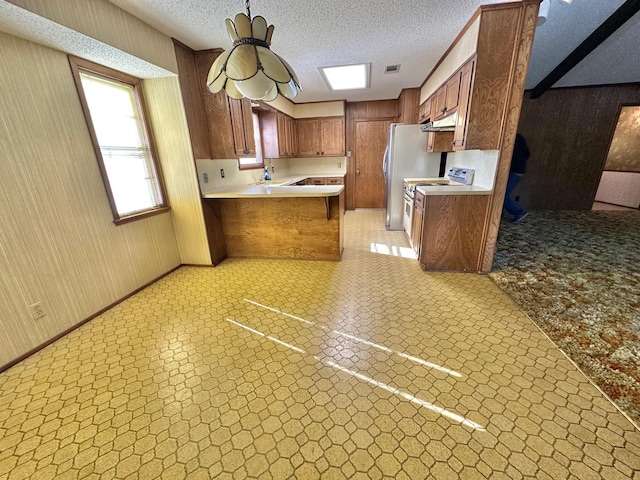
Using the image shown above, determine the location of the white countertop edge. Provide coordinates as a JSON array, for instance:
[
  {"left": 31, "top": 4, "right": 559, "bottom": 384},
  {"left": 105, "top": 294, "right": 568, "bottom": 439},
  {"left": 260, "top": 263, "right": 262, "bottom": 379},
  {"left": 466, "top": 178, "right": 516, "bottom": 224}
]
[
  {"left": 201, "top": 173, "right": 346, "bottom": 196},
  {"left": 416, "top": 185, "right": 493, "bottom": 196},
  {"left": 203, "top": 185, "right": 344, "bottom": 199}
]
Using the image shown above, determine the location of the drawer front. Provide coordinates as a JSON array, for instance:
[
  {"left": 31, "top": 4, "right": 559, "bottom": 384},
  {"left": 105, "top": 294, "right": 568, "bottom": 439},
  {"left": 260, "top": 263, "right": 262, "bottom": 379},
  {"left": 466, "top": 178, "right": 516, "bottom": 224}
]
[
  {"left": 326, "top": 177, "right": 344, "bottom": 185},
  {"left": 306, "top": 177, "right": 326, "bottom": 185}
]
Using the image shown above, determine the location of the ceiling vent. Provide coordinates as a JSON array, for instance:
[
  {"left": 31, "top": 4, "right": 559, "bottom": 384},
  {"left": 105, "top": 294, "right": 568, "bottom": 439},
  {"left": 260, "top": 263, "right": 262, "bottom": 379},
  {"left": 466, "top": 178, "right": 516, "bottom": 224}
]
[{"left": 385, "top": 64, "right": 400, "bottom": 74}]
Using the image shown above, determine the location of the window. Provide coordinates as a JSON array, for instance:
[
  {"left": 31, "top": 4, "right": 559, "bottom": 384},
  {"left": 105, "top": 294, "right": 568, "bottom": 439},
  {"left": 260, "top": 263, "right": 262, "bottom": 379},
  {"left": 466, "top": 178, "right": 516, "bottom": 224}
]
[
  {"left": 238, "top": 112, "right": 265, "bottom": 170},
  {"left": 69, "top": 56, "right": 168, "bottom": 224}
]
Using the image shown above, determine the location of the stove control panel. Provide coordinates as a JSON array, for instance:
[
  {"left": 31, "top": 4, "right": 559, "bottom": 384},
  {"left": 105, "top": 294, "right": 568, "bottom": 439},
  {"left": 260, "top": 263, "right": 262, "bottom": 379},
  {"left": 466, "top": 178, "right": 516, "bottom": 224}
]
[{"left": 448, "top": 168, "right": 475, "bottom": 185}]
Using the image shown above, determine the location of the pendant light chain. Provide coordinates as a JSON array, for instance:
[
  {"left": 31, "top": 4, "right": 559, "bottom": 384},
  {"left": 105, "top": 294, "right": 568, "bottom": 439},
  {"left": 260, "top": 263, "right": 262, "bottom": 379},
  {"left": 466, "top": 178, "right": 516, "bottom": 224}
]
[{"left": 245, "top": 0, "right": 251, "bottom": 20}]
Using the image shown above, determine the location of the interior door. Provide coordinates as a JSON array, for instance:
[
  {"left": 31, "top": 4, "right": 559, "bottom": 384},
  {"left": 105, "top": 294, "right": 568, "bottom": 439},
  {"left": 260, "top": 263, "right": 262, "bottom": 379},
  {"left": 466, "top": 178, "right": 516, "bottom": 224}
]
[{"left": 355, "top": 120, "right": 393, "bottom": 208}]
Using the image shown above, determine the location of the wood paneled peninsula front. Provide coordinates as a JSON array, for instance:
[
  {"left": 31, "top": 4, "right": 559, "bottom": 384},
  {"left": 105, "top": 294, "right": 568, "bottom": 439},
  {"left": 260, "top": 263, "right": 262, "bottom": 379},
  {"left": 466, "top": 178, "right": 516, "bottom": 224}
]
[{"left": 203, "top": 184, "right": 344, "bottom": 262}]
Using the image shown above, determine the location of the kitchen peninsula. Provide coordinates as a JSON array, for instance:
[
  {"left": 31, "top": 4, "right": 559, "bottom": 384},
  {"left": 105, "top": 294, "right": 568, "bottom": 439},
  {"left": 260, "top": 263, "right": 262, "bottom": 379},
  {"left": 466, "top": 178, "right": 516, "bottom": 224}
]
[{"left": 202, "top": 178, "right": 344, "bottom": 262}]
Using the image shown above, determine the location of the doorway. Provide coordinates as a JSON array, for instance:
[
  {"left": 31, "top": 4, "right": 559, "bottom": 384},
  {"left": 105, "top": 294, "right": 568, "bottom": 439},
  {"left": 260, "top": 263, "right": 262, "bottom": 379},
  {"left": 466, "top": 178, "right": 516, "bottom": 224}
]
[
  {"left": 354, "top": 120, "right": 393, "bottom": 208},
  {"left": 593, "top": 104, "right": 640, "bottom": 211}
]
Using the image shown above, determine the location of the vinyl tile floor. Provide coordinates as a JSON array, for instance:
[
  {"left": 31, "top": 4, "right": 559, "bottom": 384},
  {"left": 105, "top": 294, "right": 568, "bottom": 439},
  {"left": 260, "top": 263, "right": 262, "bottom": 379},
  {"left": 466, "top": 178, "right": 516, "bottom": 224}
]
[{"left": 1, "top": 210, "right": 639, "bottom": 479}]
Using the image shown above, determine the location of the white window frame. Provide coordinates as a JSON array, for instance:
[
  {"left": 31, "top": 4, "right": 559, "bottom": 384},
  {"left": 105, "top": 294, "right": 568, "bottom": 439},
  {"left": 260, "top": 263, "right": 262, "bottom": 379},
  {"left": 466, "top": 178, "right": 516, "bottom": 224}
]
[{"left": 68, "top": 56, "right": 169, "bottom": 224}]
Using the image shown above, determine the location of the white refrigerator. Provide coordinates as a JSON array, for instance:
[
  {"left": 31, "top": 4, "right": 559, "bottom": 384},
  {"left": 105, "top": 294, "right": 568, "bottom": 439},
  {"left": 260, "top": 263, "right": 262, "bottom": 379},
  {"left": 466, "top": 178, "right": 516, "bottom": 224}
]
[{"left": 383, "top": 124, "right": 440, "bottom": 230}]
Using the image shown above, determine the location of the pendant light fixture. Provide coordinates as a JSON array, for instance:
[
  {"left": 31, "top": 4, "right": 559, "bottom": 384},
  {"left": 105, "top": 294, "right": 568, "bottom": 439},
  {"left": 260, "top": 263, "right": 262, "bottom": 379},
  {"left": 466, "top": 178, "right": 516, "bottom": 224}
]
[
  {"left": 537, "top": 0, "right": 550, "bottom": 26},
  {"left": 207, "top": 0, "right": 300, "bottom": 101}
]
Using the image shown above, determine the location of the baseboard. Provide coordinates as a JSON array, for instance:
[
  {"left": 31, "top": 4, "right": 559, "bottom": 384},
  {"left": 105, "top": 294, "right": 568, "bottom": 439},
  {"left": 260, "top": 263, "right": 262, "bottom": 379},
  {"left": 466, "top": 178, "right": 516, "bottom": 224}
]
[{"left": 0, "top": 264, "right": 182, "bottom": 375}]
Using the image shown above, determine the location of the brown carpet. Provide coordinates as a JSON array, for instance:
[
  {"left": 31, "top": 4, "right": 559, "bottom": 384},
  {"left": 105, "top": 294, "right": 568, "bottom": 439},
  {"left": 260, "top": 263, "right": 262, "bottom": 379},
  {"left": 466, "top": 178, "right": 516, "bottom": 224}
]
[{"left": 489, "top": 210, "right": 640, "bottom": 425}]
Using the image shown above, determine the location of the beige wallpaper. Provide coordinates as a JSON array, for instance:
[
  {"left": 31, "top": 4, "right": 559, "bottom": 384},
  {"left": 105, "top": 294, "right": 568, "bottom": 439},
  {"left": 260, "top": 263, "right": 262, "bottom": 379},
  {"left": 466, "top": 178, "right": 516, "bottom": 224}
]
[
  {"left": 0, "top": 32, "right": 184, "bottom": 365},
  {"left": 0, "top": 0, "right": 216, "bottom": 366},
  {"left": 144, "top": 77, "right": 211, "bottom": 265},
  {"left": 295, "top": 101, "right": 345, "bottom": 118},
  {"left": 420, "top": 16, "right": 480, "bottom": 103},
  {"left": 604, "top": 105, "right": 640, "bottom": 172}
]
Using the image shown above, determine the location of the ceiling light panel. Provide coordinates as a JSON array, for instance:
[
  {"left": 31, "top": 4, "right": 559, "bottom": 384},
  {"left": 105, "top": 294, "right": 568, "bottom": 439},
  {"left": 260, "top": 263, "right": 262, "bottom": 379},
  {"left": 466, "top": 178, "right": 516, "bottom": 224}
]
[{"left": 319, "top": 63, "right": 370, "bottom": 91}]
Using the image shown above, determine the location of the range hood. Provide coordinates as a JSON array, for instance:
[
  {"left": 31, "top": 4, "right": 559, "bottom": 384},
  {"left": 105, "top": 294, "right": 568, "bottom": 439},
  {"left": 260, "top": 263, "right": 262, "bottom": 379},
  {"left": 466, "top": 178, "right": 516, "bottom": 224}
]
[{"left": 420, "top": 111, "right": 457, "bottom": 132}]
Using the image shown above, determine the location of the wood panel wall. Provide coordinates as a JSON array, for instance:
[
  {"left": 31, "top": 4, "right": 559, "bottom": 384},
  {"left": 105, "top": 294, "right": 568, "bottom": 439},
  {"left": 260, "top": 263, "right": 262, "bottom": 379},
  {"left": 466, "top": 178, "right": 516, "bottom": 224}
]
[
  {"left": 516, "top": 85, "right": 640, "bottom": 210},
  {"left": 345, "top": 100, "right": 399, "bottom": 210},
  {"left": 398, "top": 88, "right": 420, "bottom": 124}
]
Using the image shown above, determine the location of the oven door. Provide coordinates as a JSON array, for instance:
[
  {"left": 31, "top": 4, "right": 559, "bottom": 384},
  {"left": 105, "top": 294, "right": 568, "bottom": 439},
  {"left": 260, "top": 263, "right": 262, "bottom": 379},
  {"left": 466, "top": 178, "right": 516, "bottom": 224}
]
[{"left": 403, "top": 193, "right": 414, "bottom": 234}]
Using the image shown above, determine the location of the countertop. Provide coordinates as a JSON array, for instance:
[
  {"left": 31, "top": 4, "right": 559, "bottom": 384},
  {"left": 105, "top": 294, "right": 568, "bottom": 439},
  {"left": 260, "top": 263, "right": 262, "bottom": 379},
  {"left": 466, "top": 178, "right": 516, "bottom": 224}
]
[
  {"left": 408, "top": 178, "right": 492, "bottom": 196},
  {"left": 202, "top": 174, "right": 345, "bottom": 199}
]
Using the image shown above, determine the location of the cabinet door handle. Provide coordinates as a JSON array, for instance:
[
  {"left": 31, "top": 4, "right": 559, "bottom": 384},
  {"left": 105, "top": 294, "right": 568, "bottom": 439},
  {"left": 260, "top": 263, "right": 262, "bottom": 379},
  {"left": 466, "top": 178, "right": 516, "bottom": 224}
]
[{"left": 356, "top": 169, "right": 361, "bottom": 176}]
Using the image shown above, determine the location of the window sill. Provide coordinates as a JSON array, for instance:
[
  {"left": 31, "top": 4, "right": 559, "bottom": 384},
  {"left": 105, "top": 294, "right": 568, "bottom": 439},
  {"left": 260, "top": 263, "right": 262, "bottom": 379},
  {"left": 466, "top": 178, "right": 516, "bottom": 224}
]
[
  {"left": 238, "top": 163, "right": 264, "bottom": 171},
  {"left": 114, "top": 206, "right": 170, "bottom": 225}
]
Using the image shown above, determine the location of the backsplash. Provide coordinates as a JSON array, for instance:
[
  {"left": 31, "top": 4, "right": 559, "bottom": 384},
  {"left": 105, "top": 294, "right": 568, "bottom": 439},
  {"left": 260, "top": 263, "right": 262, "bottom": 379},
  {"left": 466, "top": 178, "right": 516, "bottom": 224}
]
[
  {"left": 446, "top": 150, "right": 499, "bottom": 189},
  {"left": 288, "top": 157, "right": 346, "bottom": 175},
  {"left": 195, "top": 156, "right": 347, "bottom": 194}
]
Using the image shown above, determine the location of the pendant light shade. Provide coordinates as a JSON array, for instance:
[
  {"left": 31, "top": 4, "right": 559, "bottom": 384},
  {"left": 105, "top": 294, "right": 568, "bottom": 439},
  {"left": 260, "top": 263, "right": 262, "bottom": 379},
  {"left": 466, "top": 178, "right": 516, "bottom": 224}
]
[{"left": 207, "top": 9, "right": 301, "bottom": 101}]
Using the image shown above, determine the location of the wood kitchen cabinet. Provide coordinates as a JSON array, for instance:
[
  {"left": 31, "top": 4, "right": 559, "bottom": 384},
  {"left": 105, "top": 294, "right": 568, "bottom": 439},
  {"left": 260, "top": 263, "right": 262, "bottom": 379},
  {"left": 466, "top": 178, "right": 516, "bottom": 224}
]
[
  {"left": 305, "top": 177, "right": 344, "bottom": 186},
  {"left": 306, "top": 177, "right": 326, "bottom": 185},
  {"left": 433, "top": 71, "right": 461, "bottom": 119},
  {"left": 182, "top": 49, "right": 255, "bottom": 159},
  {"left": 227, "top": 97, "right": 256, "bottom": 157},
  {"left": 427, "top": 131, "right": 454, "bottom": 152},
  {"left": 418, "top": 194, "right": 489, "bottom": 272},
  {"left": 411, "top": 191, "right": 425, "bottom": 255},
  {"left": 280, "top": 113, "right": 297, "bottom": 157},
  {"left": 453, "top": 59, "right": 475, "bottom": 151},
  {"left": 261, "top": 109, "right": 297, "bottom": 158},
  {"left": 173, "top": 41, "right": 210, "bottom": 159},
  {"left": 418, "top": 98, "right": 432, "bottom": 123},
  {"left": 297, "top": 117, "right": 345, "bottom": 157}
]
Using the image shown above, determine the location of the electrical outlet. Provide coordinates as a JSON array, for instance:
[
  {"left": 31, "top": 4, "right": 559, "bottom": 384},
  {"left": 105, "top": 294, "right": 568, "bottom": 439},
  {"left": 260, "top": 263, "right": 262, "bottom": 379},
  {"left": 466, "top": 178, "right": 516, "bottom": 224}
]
[
  {"left": 338, "top": 162, "right": 341, "bottom": 168},
  {"left": 203, "top": 173, "right": 209, "bottom": 183},
  {"left": 220, "top": 169, "right": 225, "bottom": 178},
  {"left": 29, "top": 302, "right": 46, "bottom": 320}
]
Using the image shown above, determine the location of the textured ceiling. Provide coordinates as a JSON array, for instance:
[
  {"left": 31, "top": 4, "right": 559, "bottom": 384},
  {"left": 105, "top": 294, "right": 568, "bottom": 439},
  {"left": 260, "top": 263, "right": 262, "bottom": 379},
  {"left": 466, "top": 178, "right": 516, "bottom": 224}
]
[
  {"left": 108, "top": 0, "right": 640, "bottom": 102},
  {"left": 108, "top": 0, "right": 511, "bottom": 103},
  {"left": 3, "top": 0, "right": 637, "bottom": 102}
]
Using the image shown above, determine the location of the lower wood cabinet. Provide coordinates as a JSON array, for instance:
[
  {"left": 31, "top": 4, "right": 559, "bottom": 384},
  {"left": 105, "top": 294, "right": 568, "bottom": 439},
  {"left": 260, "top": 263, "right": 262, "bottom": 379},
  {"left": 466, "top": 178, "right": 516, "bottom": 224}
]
[
  {"left": 305, "top": 176, "right": 344, "bottom": 186},
  {"left": 306, "top": 177, "right": 326, "bottom": 185},
  {"left": 418, "top": 194, "right": 489, "bottom": 272},
  {"left": 411, "top": 191, "right": 425, "bottom": 255}
]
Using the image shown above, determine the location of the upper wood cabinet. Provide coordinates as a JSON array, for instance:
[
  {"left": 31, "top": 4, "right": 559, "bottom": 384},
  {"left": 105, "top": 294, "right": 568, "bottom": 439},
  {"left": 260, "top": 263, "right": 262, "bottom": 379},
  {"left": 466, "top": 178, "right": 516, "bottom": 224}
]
[
  {"left": 433, "top": 71, "right": 462, "bottom": 120},
  {"left": 173, "top": 41, "right": 210, "bottom": 159},
  {"left": 297, "top": 117, "right": 345, "bottom": 157},
  {"left": 418, "top": 99, "right": 432, "bottom": 123},
  {"left": 453, "top": 59, "right": 475, "bottom": 151},
  {"left": 279, "top": 112, "right": 297, "bottom": 157},
  {"left": 174, "top": 45, "right": 256, "bottom": 159},
  {"left": 227, "top": 97, "right": 256, "bottom": 157},
  {"left": 261, "top": 110, "right": 297, "bottom": 158}
]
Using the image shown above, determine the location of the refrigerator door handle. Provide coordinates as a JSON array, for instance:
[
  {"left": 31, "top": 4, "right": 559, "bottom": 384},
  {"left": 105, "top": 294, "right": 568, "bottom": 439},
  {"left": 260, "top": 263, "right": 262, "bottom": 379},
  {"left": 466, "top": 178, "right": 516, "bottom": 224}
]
[{"left": 382, "top": 146, "right": 389, "bottom": 184}]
